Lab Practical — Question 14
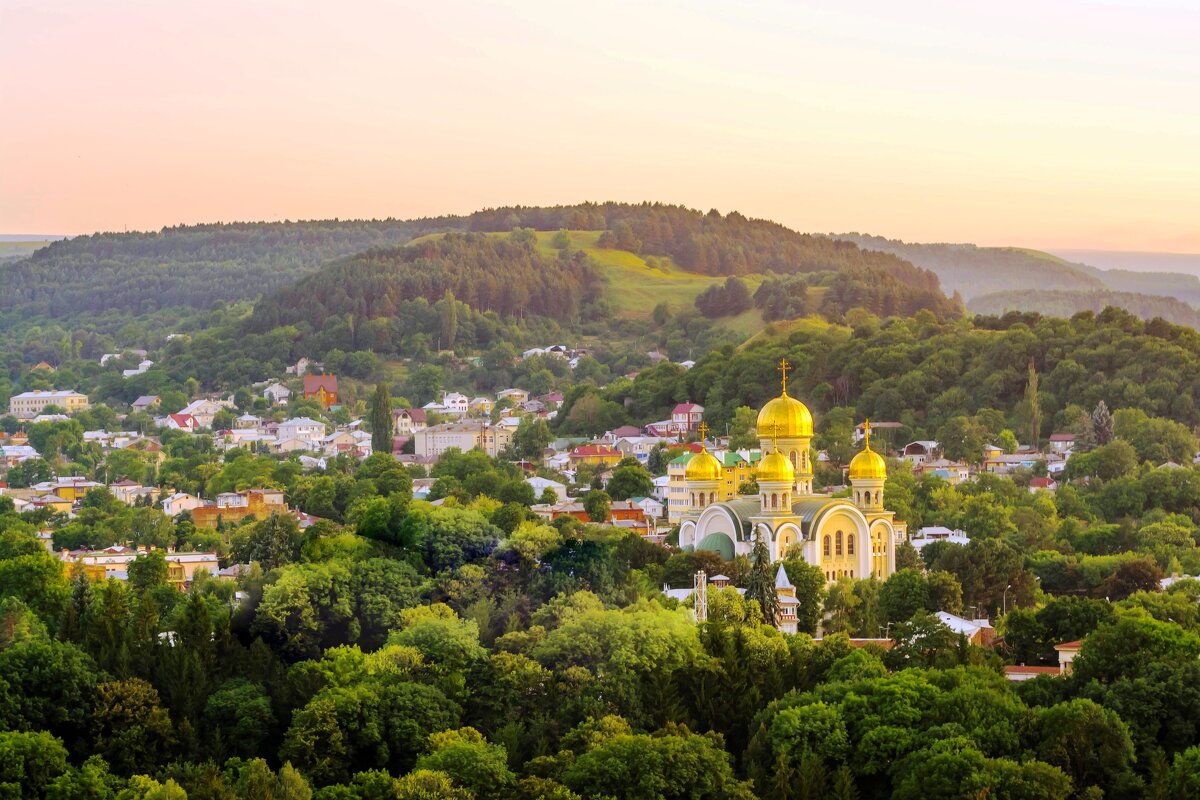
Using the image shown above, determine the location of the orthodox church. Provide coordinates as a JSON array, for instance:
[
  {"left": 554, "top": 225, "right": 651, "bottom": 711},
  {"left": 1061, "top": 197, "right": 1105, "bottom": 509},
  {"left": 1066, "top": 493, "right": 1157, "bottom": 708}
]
[{"left": 678, "top": 360, "right": 906, "bottom": 583}]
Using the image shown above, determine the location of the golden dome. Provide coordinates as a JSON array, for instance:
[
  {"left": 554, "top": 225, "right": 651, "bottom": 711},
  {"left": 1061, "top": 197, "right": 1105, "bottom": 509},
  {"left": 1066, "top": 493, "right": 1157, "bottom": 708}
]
[
  {"left": 849, "top": 422, "right": 887, "bottom": 480},
  {"left": 685, "top": 449, "right": 723, "bottom": 482},
  {"left": 756, "top": 450, "right": 795, "bottom": 483},
  {"left": 757, "top": 393, "right": 814, "bottom": 439}
]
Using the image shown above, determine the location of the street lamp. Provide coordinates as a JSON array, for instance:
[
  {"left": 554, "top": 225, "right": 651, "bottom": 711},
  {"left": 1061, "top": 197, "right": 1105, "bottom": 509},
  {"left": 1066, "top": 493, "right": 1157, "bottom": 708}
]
[{"left": 1003, "top": 583, "right": 1013, "bottom": 615}]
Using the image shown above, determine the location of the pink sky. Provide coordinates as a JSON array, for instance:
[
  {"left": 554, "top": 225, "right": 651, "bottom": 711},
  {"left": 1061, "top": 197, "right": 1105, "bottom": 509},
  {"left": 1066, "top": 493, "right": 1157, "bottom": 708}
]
[{"left": 2, "top": 0, "right": 1198, "bottom": 250}]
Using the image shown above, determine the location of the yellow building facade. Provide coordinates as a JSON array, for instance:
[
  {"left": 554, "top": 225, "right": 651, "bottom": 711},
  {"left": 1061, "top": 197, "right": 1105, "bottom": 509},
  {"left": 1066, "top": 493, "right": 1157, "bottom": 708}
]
[{"left": 678, "top": 362, "right": 905, "bottom": 583}]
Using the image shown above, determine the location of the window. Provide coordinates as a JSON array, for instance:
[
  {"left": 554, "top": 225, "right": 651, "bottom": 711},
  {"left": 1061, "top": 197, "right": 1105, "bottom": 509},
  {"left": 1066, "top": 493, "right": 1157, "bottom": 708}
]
[
  {"left": 771, "top": 493, "right": 778, "bottom": 509},
  {"left": 847, "top": 534, "right": 855, "bottom": 556},
  {"left": 823, "top": 535, "right": 831, "bottom": 557},
  {"left": 835, "top": 531, "right": 843, "bottom": 556}
]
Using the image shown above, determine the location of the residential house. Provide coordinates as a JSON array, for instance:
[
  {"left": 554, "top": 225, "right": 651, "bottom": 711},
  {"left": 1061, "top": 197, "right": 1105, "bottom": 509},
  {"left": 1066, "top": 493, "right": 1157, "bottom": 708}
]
[
  {"left": 235, "top": 414, "right": 262, "bottom": 429},
  {"left": 569, "top": 445, "right": 623, "bottom": 470},
  {"left": 901, "top": 441, "right": 939, "bottom": 465},
  {"left": 32, "top": 494, "right": 73, "bottom": 513},
  {"left": 1054, "top": 640, "right": 1083, "bottom": 675},
  {"left": 614, "top": 435, "right": 672, "bottom": 464},
  {"left": 496, "top": 388, "right": 530, "bottom": 405},
  {"left": 469, "top": 396, "right": 494, "bottom": 416},
  {"left": 414, "top": 422, "right": 513, "bottom": 459},
  {"left": 286, "top": 357, "right": 322, "bottom": 376},
  {"left": 2, "top": 445, "right": 38, "bottom": 466},
  {"left": 1048, "top": 433, "right": 1075, "bottom": 454},
  {"left": 162, "top": 493, "right": 203, "bottom": 516},
  {"left": 123, "top": 359, "right": 154, "bottom": 378},
  {"left": 441, "top": 393, "right": 469, "bottom": 415},
  {"left": 1029, "top": 476, "right": 1058, "bottom": 493},
  {"left": 131, "top": 395, "right": 160, "bottom": 413},
  {"left": 526, "top": 476, "right": 568, "bottom": 503},
  {"left": 263, "top": 383, "right": 291, "bottom": 405},
  {"left": 165, "top": 413, "right": 199, "bottom": 433},
  {"left": 670, "top": 403, "right": 705, "bottom": 434},
  {"left": 393, "top": 408, "right": 428, "bottom": 435},
  {"left": 666, "top": 444, "right": 705, "bottom": 524},
  {"left": 109, "top": 479, "right": 160, "bottom": 506},
  {"left": 631, "top": 495, "right": 665, "bottom": 519},
  {"left": 9, "top": 390, "right": 90, "bottom": 419},
  {"left": 915, "top": 458, "right": 971, "bottom": 485},
  {"left": 62, "top": 546, "right": 219, "bottom": 584},
  {"left": 303, "top": 375, "right": 339, "bottom": 409},
  {"left": 277, "top": 417, "right": 327, "bottom": 445},
  {"left": 323, "top": 430, "right": 362, "bottom": 457},
  {"left": 910, "top": 526, "right": 970, "bottom": 549},
  {"left": 192, "top": 489, "right": 287, "bottom": 528},
  {"left": 935, "top": 612, "right": 996, "bottom": 647},
  {"left": 601, "top": 425, "right": 644, "bottom": 444}
]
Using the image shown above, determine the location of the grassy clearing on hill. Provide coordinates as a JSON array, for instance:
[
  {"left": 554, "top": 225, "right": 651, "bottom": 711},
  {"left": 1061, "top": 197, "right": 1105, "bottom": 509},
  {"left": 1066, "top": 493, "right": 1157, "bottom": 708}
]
[{"left": 410, "top": 229, "right": 771, "bottom": 332}]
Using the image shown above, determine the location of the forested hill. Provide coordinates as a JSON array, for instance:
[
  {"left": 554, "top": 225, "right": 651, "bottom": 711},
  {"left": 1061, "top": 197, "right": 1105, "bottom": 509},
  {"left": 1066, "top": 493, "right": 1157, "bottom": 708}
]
[
  {"left": 248, "top": 232, "right": 605, "bottom": 333},
  {"left": 968, "top": 289, "right": 1200, "bottom": 328},
  {"left": 466, "top": 203, "right": 946, "bottom": 291},
  {"left": 0, "top": 219, "right": 458, "bottom": 317},
  {"left": 836, "top": 234, "right": 1104, "bottom": 300}
]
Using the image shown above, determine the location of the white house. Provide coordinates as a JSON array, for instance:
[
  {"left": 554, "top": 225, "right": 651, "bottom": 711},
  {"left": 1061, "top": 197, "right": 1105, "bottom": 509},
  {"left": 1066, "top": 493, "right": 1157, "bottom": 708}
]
[
  {"left": 264, "top": 383, "right": 291, "bottom": 405},
  {"left": 162, "top": 492, "right": 203, "bottom": 516},
  {"left": 526, "top": 476, "right": 568, "bottom": 503},
  {"left": 277, "top": 417, "right": 326, "bottom": 444},
  {"left": 910, "top": 526, "right": 970, "bottom": 549},
  {"left": 631, "top": 495, "right": 665, "bottom": 519},
  {"left": 441, "top": 393, "right": 469, "bottom": 415}
]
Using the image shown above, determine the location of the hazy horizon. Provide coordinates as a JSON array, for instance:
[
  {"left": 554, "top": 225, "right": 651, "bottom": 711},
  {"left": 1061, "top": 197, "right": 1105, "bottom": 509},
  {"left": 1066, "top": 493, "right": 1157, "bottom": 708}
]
[{"left": 3, "top": 0, "right": 1198, "bottom": 250}]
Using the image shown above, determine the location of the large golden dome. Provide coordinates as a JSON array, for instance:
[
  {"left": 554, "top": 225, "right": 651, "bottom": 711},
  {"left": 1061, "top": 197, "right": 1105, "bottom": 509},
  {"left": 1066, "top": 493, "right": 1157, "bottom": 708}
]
[
  {"left": 757, "top": 393, "right": 814, "bottom": 439},
  {"left": 685, "top": 449, "right": 723, "bottom": 482},
  {"left": 756, "top": 450, "right": 795, "bottom": 483}
]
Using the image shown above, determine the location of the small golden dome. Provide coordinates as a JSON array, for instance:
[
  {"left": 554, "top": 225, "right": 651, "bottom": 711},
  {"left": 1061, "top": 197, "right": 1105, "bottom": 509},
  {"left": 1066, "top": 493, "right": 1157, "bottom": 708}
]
[
  {"left": 849, "top": 434, "right": 888, "bottom": 479},
  {"left": 757, "top": 450, "right": 795, "bottom": 483},
  {"left": 685, "top": 449, "right": 723, "bottom": 482},
  {"left": 756, "top": 393, "right": 814, "bottom": 439}
]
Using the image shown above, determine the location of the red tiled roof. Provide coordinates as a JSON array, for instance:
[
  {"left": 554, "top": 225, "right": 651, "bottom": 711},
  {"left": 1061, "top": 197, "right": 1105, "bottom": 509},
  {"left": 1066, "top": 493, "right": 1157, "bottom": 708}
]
[
  {"left": 1004, "top": 665, "right": 1061, "bottom": 676},
  {"left": 304, "top": 374, "right": 338, "bottom": 394},
  {"left": 672, "top": 403, "right": 703, "bottom": 413},
  {"left": 1054, "top": 640, "right": 1084, "bottom": 650},
  {"left": 571, "top": 445, "right": 621, "bottom": 457},
  {"left": 169, "top": 413, "right": 196, "bottom": 428},
  {"left": 1049, "top": 434, "right": 1075, "bottom": 442}
]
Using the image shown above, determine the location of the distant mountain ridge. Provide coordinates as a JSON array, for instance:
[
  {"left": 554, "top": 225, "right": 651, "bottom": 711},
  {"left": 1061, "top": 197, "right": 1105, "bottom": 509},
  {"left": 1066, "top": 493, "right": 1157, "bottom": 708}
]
[
  {"left": 837, "top": 234, "right": 1200, "bottom": 308},
  {"left": 969, "top": 289, "right": 1200, "bottom": 328}
]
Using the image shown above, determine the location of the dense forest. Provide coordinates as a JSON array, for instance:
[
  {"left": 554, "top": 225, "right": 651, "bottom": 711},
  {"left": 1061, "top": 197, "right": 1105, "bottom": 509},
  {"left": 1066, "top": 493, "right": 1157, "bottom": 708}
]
[
  {"left": 0, "top": 220, "right": 458, "bottom": 317},
  {"left": 249, "top": 233, "right": 606, "bottom": 335},
  {"left": 8, "top": 424, "right": 1200, "bottom": 797},
  {"left": 969, "top": 290, "right": 1200, "bottom": 329}
]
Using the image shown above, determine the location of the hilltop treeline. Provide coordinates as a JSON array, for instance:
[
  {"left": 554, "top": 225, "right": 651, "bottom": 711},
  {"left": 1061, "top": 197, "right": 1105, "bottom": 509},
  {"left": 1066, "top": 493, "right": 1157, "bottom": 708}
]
[
  {"left": 970, "top": 289, "right": 1200, "bottom": 329},
  {"left": 0, "top": 219, "right": 455, "bottom": 317},
  {"left": 467, "top": 202, "right": 948, "bottom": 291},
  {"left": 249, "top": 232, "right": 605, "bottom": 333}
]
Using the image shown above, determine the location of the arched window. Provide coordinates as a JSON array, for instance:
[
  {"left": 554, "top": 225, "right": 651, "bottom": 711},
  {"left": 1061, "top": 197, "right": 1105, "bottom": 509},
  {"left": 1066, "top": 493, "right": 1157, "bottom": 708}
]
[
  {"left": 823, "top": 535, "right": 831, "bottom": 557},
  {"left": 771, "top": 493, "right": 778, "bottom": 509},
  {"left": 709, "top": 492, "right": 716, "bottom": 505},
  {"left": 875, "top": 491, "right": 881, "bottom": 505},
  {"left": 783, "top": 492, "right": 789, "bottom": 507},
  {"left": 847, "top": 534, "right": 856, "bottom": 556},
  {"left": 835, "top": 531, "right": 843, "bottom": 556},
  {"left": 690, "top": 493, "right": 695, "bottom": 506},
  {"left": 790, "top": 451, "right": 799, "bottom": 470}
]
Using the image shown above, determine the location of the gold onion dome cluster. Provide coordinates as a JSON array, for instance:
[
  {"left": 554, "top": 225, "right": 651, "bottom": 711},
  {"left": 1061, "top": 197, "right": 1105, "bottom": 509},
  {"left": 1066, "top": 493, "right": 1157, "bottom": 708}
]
[
  {"left": 756, "top": 449, "right": 795, "bottom": 483},
  {"left": 849, "top": 443, "right": 888, "bottom": 480},
  {"left": 756, "top": 392, "right": 813, "bottom": 439},
  {"left": 685, "top": 448, "right": 723, "bottom": 482}
]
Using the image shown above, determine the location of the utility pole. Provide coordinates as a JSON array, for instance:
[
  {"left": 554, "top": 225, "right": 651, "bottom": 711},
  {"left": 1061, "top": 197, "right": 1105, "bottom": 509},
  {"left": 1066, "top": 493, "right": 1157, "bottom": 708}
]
[{"left": 694, "top": 570, "right": 708, "bottom": 623}]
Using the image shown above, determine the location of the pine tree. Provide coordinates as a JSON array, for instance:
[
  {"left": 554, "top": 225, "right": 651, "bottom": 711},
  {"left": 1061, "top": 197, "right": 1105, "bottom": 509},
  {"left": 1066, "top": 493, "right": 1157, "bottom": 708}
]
[
  {"left": 370, "top": 383, "right": 392, "bottom": 455},
  {"left": 745, "top": 535, "right": 780, "bottom": 626},
  {"left": 1026, "top": 357, "right": 1040, "bottom": 449},
  {"left": 1093, "top": 400, "right": 1114, "bottom": 445}
]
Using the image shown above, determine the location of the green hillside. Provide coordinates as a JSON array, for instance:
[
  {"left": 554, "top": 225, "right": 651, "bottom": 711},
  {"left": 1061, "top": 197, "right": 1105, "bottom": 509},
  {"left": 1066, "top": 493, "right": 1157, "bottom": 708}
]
[{"left": 409, "top": 229, "right": 772, "bottom": 335}]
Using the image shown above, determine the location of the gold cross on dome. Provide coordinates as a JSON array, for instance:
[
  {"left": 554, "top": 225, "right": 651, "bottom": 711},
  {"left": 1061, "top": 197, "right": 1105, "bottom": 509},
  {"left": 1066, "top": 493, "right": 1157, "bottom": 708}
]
[
  {"left": 698, "top": 421, "right": 709, "bottom": 443},
  {"left": 778, "top": 358, "right": 791, "bottom": 393},
  {"left": 864, "top": 419, "right": 871, "bottom": 449}
]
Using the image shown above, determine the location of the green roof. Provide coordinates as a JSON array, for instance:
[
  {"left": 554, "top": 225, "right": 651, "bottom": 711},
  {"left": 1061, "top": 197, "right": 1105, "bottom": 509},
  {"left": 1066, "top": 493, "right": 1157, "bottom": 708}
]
[{"left": 670, "top": 453, "right": 693, "bottom": 465}]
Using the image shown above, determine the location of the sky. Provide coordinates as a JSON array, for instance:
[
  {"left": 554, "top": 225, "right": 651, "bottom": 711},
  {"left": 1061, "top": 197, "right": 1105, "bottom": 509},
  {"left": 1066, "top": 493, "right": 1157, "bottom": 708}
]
[{"left": 1, "top": 0, "right": 1198, "bottom": 250}]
